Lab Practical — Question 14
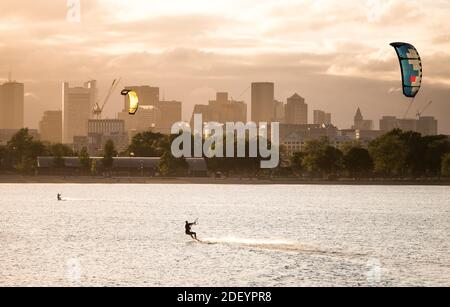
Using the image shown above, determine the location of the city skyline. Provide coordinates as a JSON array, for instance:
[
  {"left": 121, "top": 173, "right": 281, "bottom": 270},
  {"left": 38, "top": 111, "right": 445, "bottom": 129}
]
[
  {"left": 0, "top": 77, "right": 443, "bottom": 145},
  {"left": 0, "top": 0, "right": 449, "bottom": 133}
]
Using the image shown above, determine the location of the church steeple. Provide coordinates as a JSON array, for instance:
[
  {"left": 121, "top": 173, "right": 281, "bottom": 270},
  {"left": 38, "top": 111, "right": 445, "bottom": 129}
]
[{"left": 354, "top": 107, "right": 363, "bottom": 122}]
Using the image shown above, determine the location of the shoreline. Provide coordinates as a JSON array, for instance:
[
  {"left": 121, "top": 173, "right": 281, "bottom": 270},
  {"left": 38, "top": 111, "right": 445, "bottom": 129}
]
[{"left": 0, "top": 175, "right": 449, "bottom": 185}]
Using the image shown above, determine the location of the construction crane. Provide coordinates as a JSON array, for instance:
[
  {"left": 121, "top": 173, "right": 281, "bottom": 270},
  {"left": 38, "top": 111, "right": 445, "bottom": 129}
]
[
  {"left": 416, "top": 101, "right": 433, "bottom": 118},
  {"left": 229, "top": 85, "right": 251, "bottom": 102},
  {"left": 93, "top": 78, "right": 121, "bottom": 119}
]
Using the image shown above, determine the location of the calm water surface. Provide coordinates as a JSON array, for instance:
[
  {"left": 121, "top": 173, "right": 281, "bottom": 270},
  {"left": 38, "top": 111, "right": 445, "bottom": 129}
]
[{"left": 0, "top": 184, "right": 449, "bottom": 286}]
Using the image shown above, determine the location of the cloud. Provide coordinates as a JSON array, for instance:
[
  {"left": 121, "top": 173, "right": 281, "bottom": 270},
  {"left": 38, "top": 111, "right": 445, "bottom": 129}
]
[
  {"left": 366, "top": 0, "right": 425, "bottom": 25},
  {"left": 0, "top": 0, "right": 449, "bottom": 133},
  {"left": 24, "top": 92, "right": 39, "bottom": 99},
  {"left": 388, "top": 87, "right": 402, "bottom": 94}
]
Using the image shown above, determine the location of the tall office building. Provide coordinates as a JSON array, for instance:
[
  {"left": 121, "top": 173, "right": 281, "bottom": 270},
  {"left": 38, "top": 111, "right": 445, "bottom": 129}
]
[
  {"left": 119, "top": 85, "right": 181, "bottom": 135},
  {"left": 280, "top": 123, "right": 338, "bottom": 154},
  {"left": 118, "top": 106, "right": 159, "bottom": 133},
  {"left": 285, "top": 94, "right": 308, "bottom": 125},
  {"left": 273, "top": 100, "right": 285, "bottom": 123},
  {"left": 398, "top": 119, "right": 417, "bottom": 132},
  {"left": 62, "top": 80, "right": 97, "bottom": 144},
  {"left": 190, "top": 92, "right": 247, "bottom": 126},
  {"left": 251, "top": 82, "right": 274, "bottom": 123},
  {"left": 379, "top": 116, "right": 398, "bottom": 132},
  {"left": 123, "top": 85, "right": 159, "bottom": 110},
  {"left": 79, "top": 119, "right": 129, "bottom": 155},
  {"left": 0, "top": 81, "right": 24, "bottom": 129},
  {"left": 158, "top": 100, "right": 182, "bottom": 135},
  {"left": 313, "top": 110, "right": 332, "bottom": 125},
  {"left": 380, "top": 116, "right": 438, "bottom": 136},
  {"left": 417, "top": 116, "right": 438, "bottom": 136},
  {"left": 88, "top": 119, "right": 125, "bottom": 134},
  {"left": 352, "top": 107, "right": 373, "bottom": 130},
  {"left": 39, "top": 111, "right": 62, "bottom": 144}
]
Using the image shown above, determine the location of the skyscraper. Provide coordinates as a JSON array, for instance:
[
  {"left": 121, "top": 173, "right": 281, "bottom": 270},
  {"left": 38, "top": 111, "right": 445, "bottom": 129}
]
[
  {"left": 0, "top": 81, "right": 24, "bottom": 129},
  {"left": 273, "top": 100, "right": 285, "bottom": 123},
  {"left": 123, "top": 85, "right": 159, "bottom": 110},
  {"left": 379, "top": 116, "right": 398, "bottom": 132},
  {"left": 313, "top": 110, "right": 332, "bottom": 125},
  {"left": 251, "top": 82, "right": 274, "bottom": 123},
  {"left": 417, "top": 116, "right": 438, "bottom": 136},
  {"left": 118, "top": 106, "right": 159, "bottom": 133},
  {"left": 119, "top": 85, "right": 181, "bottom": 135},
  {"left": 39, "top": 111, "right": 62, "bottom": 144},
  {"left": 285, "top": 94, "right": 308, "bottom": 125},
  {"left": 62, "top": 81, "right": 97, "bottom": 144},
  {"left": 380, "top": 116, "right": 438, "bottom": 136},
  {"left": 190, "top": 92, "right": 247, "bottom": 126},
  {"left": 157, "top": 100, "right": 182, "bottom": 135},
  {"left": 83, "top": 119, "right": 128, "bottom": 155}
]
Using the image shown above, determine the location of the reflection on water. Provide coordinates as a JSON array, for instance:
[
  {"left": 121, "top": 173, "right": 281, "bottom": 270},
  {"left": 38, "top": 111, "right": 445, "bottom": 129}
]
[{"left": 0, "top": 184, "right": 449, "bottom": 287}]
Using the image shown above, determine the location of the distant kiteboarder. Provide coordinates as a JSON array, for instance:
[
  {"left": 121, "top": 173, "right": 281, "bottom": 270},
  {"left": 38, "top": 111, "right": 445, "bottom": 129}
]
[
  {"left": 185, "top": 219, "right": 199, "bottom": 241},
  {"left": 57, "top": 193, "right": 62, "bottom": 201}
]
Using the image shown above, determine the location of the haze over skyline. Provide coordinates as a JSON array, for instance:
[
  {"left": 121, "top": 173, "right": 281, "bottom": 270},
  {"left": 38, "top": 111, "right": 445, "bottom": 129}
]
[{"left": 1, "top": 0, "right": 449, "bottom": 133}]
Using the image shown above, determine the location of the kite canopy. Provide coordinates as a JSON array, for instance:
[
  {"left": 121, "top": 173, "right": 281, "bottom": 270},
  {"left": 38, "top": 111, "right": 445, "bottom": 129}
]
[
  {"left": 390, "top": 42, "right": 422, "bottom": 98},
  {"left": 121, "top": 89, "right": 139, "bottom": 115}
]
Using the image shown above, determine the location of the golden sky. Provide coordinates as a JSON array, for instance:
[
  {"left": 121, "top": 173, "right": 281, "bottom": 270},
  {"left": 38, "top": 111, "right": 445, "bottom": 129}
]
[{"left": 1, "top": 0, "right": 450, "bottom": 132}]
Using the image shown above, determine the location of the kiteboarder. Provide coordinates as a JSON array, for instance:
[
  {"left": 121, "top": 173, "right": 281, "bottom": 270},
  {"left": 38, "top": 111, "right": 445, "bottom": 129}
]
[
  {"left": 57, "top": 193, "right": 62, "bottom": 201},
  {"left": 185, "top": 220, "right": 198, "bottom": 241}
]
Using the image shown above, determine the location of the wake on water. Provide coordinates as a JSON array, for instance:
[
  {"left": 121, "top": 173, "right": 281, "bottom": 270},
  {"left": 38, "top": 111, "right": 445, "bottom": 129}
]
[
  {"left": 55, "top": 199, "right": 365, "bottom": 258},
  {"left": 58, "top": 197, "right": 135, "bottom": 203},
  {"left": 199, "top": 237, "right": 313, "bottom": 252},
  {"left": 194, "top": 237, "right": 367, "bottom": 258}
]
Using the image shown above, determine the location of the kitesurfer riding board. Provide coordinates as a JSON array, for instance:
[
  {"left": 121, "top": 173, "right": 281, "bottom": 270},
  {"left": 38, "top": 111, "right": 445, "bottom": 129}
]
[{"left": 185, "top": 219, "right": 199, "bottom": 241}]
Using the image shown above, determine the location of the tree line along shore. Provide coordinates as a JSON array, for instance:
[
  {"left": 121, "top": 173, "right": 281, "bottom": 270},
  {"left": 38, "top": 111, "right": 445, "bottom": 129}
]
[{"left": 0, "top": 128, "right": 449, "bottom": 180}]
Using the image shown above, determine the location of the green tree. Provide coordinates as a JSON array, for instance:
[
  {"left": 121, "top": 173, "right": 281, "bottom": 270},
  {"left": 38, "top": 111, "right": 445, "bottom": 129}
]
[
  {"left": 159, "top": 151, "right": 188, "bottom": 176},
  {"left": 339, "top": 140, "right": 362, "bottom": 155},
  {"left": 302, "top": 138, "right": 328, "bottom": 174},
  {"left": 442, "top": 153, "right": 450, "bottom": 177},
  {"left": 128, "top": 131, "right": 168, "bottom": 157},
  {"left": 0, "top": 145, "right": 6, "bottom": 169},
  {"left": 423, "top": 136, "right": 450, "bottom": 175},
  {"left": 102, "top": 140, "right": 117, "bottom": 170},
  {"left": 369, "top": 130, "right": 408, "bottom": 176},
  {"left": 321, "top": 146, "right": 343, "bottom": 174},
  {"left": 7, "top": 129, "right": 46, "bottom": 173},
  {"left": 344, "top": 147, "right": 374, "bottom": 178},
  {"left": 290, "top": 151, "right": 306, "bottom": 174},
  {"left": 49, "top": 143, "right": 73, "bottom": 168},
  {"left": 398, "top": 130, "right": 427, "bottom": 176},
  {"left": 78, "top": 147, "right": 91, "bottom": 172},
  {"left": 91, "top": 159, "right": 97, "bottom": 176},
  {"left": 205, "top": 135, "right": 262, "bottom": 176},
  {"left": 302, "top": 138, "right": 342, "bottom": 176}
]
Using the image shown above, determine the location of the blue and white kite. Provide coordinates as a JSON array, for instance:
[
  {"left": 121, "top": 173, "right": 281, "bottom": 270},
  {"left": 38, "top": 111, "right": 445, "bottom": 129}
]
[{"left": 390, "top": 42, "right": 422, "bottom": 98}]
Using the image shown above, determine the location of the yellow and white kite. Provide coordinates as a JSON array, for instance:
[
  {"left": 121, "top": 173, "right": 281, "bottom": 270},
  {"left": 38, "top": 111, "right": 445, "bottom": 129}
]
[{"left": 121, "top": 89, "right": 139, "bottom": 115}]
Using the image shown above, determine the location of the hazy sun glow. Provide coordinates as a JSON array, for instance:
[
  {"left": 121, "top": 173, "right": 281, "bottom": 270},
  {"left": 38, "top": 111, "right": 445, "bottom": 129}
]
[{"left": 0, "top": 0, "right": 449, "bottom": 132}]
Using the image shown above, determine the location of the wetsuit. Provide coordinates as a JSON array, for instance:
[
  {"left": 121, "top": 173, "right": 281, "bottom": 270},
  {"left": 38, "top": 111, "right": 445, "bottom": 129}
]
[{"left": 185, "top": 222, "right": 197, "bottom": 240}]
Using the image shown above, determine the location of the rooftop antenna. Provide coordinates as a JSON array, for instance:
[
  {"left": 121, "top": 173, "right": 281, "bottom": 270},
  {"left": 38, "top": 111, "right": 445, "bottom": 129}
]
[{"left": 8, "top": 71, "right": 12, "bottom": 82}]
